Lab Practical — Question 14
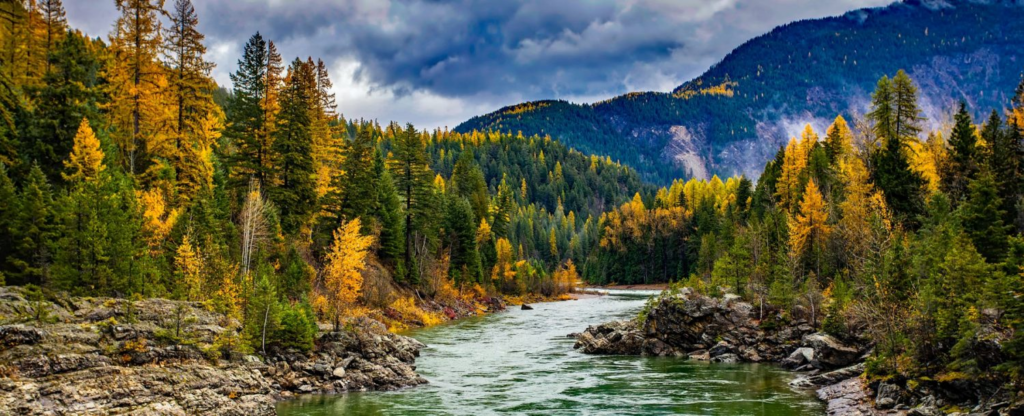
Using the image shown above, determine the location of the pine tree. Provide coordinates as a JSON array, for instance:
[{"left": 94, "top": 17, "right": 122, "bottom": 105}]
[
  {"left": 0, "top": 163, "right": 17, "bottom": 278},
  {"left": 961, "top": 172, "right": 1010, "bottom": 263},
  {"left": 824, "top": 115, "right": 853, "bottom": 166},
  {"left": 982, "top": 110, "right": 1022, "bottom": 228},
  {"left": 451, "top": 149, "right": 489, "bottom": 222},
  {"left": 51, "top": 178, "right": 113, "bottom": 294},
  {"left": 62, "top": 117, "right": 104, "bottom": 182},
  {"left": 443, "top": 196, "right": 482, "bottom": 285},
  {"left": 492, "top": 174, "right": 515, "bottom": 238},
  {"left": 270, "top": 58, "right": 317, "bottom": 234},
  {"left": 338, "top": 124, "right": 376, "bottom": 224},
  {"left": 374, "top": 151, "right": 404, "bottom": 270},
  {"left": 7, "top": 164, "right": 53, "bottom": 286},
  {"left": 942, "top": 101, "right": 979, "bottom": 202},
  {"left": 163, "top": 0, "right": 219, "bottom": 202},
  {"left": 868, "top": 71, "right": 926, "bottom": 226},
  {"left": 388, "top": 123, "right": 435, "bottom": 283},
  {"left": 225, "top": 32, "right": 273, "bottom": 191},
  {"left": 26, "top": 31, "right": 100, "bottom": 182}
]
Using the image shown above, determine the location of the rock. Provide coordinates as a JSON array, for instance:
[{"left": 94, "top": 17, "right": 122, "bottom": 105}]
[
  {"left": 790, "top": 363, "right": 864, "bottom": 389},
  {"left": 521, "top": 304, "right": 534, "bottom": 311},
  {"left": 802, "top": 333, "right": 861, "bottom": 369},
  {"left": 876, "top": 397, "right": 895, "bottom": 409},
  {"left": 332, "top": 367, "right": 346, "bottom": 379},
  {"left": 0, "top": 325, "right": 44, "bottom": 349},
  {"left": 573, "top": 320, "right": 643, "bottom": 355},
  {"left": 708, "top": 341, "right": 733, "bottom": 357},
  {"left": 711, "top": 353, "right": 739, "bottom": 363},
  {"left": 298, "top": 384, "right": 314, "bottom": 393},
  {"left": 781, "top": 347, "right": 815, "bottom": 369},
  {"left": 817, "top": 377, "right": 882, "bottom": 416}
]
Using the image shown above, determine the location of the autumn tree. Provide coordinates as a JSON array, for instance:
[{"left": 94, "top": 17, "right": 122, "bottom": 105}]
[
  {"left": 790, "top": 179, "right": 830, "bottom": 276},
  {"left": 314, "top": 218, "right": 373, "bottom": 329},
  {"left": 62, "top": 118, "right": 104, "bottom": 182},
  {"left": 106, "top": 0, "right": 167, "bottom": 176},
  {"left": 163, "top": 0, "right": 219, "bottom": 202}
]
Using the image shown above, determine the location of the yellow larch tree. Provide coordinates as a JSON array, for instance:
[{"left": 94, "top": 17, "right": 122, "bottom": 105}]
[
  {"left": 174, "top": 233, "right": 204, "bottom": 301},
  {"left": 139, "top": 187, "right": 180, "bottom": 255},
  {"left": 776, "top": 137, "right": 808, "bottom": 211},
  {"left": 790, "top": 179, "right": 831, "bottom": 275},
  {"left": 314, "top": 218, "right": 373, "bottom": 328},
  {"left": 106, "top": 0, "right": 170, "bottom": 177},
  {"left": 824, "top": 115, "right": 854, "bottom": 166},
  {"left": 492, "top": 237, "right": 516, "bottom": 282},
  {"left": 62, "top": 117, "right": 105, "bottom": 182}
]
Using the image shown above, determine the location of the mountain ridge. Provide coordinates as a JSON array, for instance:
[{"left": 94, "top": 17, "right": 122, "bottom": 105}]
[{"left": 455, "top": 0, "right": 1024, "bottom": 183}]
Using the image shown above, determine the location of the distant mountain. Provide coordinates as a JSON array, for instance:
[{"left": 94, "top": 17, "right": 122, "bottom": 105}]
[{"left": 455, "top": 0, "right": 1024, "bottom": 184}]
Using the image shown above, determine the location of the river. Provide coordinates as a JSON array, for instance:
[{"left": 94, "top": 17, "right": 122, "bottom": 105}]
[{"left": 277, "top": 290, "right": 824, "bottom": 415}]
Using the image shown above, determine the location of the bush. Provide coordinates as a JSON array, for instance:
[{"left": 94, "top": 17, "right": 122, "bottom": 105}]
[{"left": 276, "top": 300, "right": 318, "bottom": 352}]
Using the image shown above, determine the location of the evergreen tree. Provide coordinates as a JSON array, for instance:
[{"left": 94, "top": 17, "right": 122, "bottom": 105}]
[
  {"left": 443, "top": 196, "right": 483, "bottom": 285},
  {"left": 388, "top": 123, "right": 435, "bottom": 283},
  {"left": 941, "top": 101, "right": 979, "bottom": 202},
  {"left": 961, "top": 172, "right": 1011, "bottom": 262},
  {"left": 224, "top": 32, "right": 273, "bottom": 191},
  {"left": 270, "top": 58, "right": 316, "bottom": 234},
  {"left": 25, "top": 31, "right": 100, "bottom": 183},
  {"left": 374, "top": 151, "right": 404, "bottom": 269},
  {"left": 7, "top": 164, "right": 53, "bottom": 285},
  {"left": 868, "top": 71, "right": 927, "bottom": 226},
  {"left": 338, "top": 125, "right": 376, "bottom": 224},
  {"left": 983, "top": 110, "right": 1022, "bottom": 229},
  {"left": 451, "top": 149, "right": 489, "bottom": 222}
]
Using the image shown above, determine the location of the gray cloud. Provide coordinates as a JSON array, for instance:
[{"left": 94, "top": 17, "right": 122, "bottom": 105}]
[{"left": 65, "top": 0, "right": 892, "bottom": 128}]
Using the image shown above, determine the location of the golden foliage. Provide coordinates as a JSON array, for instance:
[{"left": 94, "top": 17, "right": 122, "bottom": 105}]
[
  {"left": 789, "top": 179, "right": 831, "bottom": 257},
  {"left": 314, "top": 219, "right": 374, "bottom": 323},
  {"left": 174, "top": 234, "right": 204, "bottom": 302},
  {"left": 63, "top": 117, "right": 105, "bottom": 182},
  {"left": 492, "top": 238, "right": 516, "bottom": 282},
  {"left": 139, "top": 188, "right": 180, "bottom": 254}
]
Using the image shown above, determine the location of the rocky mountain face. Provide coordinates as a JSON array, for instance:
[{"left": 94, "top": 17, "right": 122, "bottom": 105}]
[
  {"left": 0, "top": 287, "right": 426, "bottom": 415},
  {"left": 456, "top": 0, "right": 1024, "bottom": 183}
]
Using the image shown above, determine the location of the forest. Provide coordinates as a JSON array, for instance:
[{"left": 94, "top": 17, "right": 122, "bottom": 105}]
[
  {"left": 593, "top": 69, "right": 1024, "bottom": 384},
  {"left": 3, "top": 0, "right": 1024, "bottom": 391},
  {"left": 0, "top": 0, "right": 655, "bottom": 353}
]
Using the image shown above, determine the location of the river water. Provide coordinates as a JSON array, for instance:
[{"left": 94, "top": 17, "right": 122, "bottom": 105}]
[{"left": 277, "top": 290, "right": 824, "bottom": 416}]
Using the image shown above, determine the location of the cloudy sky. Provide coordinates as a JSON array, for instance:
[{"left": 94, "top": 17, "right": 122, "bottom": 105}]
[{"left": 66, "top": 0, "right": 892, "bottom": 130}]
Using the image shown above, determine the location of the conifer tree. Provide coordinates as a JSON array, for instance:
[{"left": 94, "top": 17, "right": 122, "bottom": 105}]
[
  {"left": 338, "top": 125, "right": 376, "bottom": 224},
  {"left": 163, "top": 0, "right": 219, "bottom": 202},
  {"left": 444, "top": 196, "right": 482, "bottom": 285},
  {"left": 961, "top": 172, "right": 1010, "bottom": 262},
  {"left": 983, "top": 110, "right": 1022, "bottom": 228},
  {"left": 62, "top": 117, "right": 104, "bottom": 182},
  {"left": 451, "top": 149, "right": 489, "bottom": 222},
  {"left": 38, "top": 0, "right": 65, "bottom": 75},
  {"left": 270, "top": 58, "right": 316, "bottom": 234},
  {"left": 7, "top": 164, "right": 53, "bottom": 286},
  {"left": 27, "top": 31, "right": 100, "bottom": 182},
  {"left": 225, "top": 32, "right": 273, "bottom": 191},
  {"left": 868, "top": 71, "right": 926, "bottom": 226},
  {"left": 374, "top": 151, "right": 404, "bottom": 270},
  {"left": 824, "top": 115, "right": 853, "bottom": 166},
  {"left": 106, "top": 0, "right": 167, "bottom": 175},
  {"left": 790, "top": 179, "right": 830, "bottom": 276},
  {"left": 942, "top": 101, "right": 979, "bottom": 202},
  {"left": 388, "top": 123, "right": 435, "bottom": 283}
]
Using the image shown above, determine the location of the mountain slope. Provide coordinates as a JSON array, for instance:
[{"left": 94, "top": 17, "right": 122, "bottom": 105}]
[{"left": 455, "top": 0, "right": 1024, "bottom": 183}]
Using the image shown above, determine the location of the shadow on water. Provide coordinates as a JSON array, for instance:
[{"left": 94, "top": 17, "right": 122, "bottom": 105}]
[{"left": 277, "top": 290, "right": 824, "bottom": 416}]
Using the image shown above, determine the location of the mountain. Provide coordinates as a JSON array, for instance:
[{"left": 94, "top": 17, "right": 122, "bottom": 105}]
[{"left": 455, "top": 0, "right": 1024, "bottom": 184}]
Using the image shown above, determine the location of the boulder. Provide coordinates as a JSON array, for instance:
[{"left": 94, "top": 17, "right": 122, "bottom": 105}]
[
  {"left": 711, "top": 353, "right": 739, "bottom": 364},
  {"left": 573, "top": 320, "right": 643, "bottom": 355},
  {"left": 781, "top": 347, "right": 815, "bottom": 369},
  {"left": 521, "top": 304, "right": 534, "bottom": 311},
  {"left": 802, "top": 333, "right": 860, "bottom": 369}
]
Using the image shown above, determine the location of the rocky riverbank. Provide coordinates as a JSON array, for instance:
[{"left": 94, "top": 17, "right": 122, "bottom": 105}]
[
  {"left": 0, "top": 287, "right": 443, "bottom": 415},
  {"left": 572, "top": 287, "right": 1024, "bottom": 416}
]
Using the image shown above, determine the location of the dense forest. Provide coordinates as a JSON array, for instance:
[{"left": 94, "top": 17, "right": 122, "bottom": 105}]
[
  {"left": 0, "top": 0, "right": 655, "bottom": 352},
  {"left": 593, "top": 68, "right": 1024, "bottom": 385},
  {"left": 456, "top": 0, "right": 1024, "bottom": 183}
]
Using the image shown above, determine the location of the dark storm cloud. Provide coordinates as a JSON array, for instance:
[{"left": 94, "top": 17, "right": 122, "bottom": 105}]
[{"left": 65, "top": 0, "right": 892, "bottom": 127}]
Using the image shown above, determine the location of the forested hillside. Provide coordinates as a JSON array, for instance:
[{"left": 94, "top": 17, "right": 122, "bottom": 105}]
[
  {"left": 456, "top": 0, "right": 1024, "bottom": 183},
  {"left": 589, "top": 67, "right": 1024, "bottom": 392},
  {"left": 0, "top": 0, "right": 653, "bottom": 352}
]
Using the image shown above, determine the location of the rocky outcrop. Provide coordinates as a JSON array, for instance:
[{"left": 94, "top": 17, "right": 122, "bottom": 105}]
[
  {"left": 573, "top": 289, "right": 863, "bottom": 368},
  {"left": 0, "top": 287, "right": 426, "bottom": 415}
]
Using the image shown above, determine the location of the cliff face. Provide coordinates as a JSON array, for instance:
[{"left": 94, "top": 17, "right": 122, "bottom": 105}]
[{"left": 0, "top": 287, "right": 425, "bottom": 415}]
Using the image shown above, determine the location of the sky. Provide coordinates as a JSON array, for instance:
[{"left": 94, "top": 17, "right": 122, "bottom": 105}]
[{"left": 66, "top": 0, "right": 892, "bottom": 130}]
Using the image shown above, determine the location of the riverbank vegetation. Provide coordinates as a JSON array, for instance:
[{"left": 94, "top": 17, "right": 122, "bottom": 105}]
[
  {"left": 0, "top": 0, "right": 607, "bottom": 354},
  {"left": 591, "top": 70, "right": 1024, "bottom": 388}
]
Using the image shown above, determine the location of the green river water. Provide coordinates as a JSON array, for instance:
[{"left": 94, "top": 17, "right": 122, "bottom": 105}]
[{"left": 277, "top": 290, "right": 825, "bottom": 416}]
